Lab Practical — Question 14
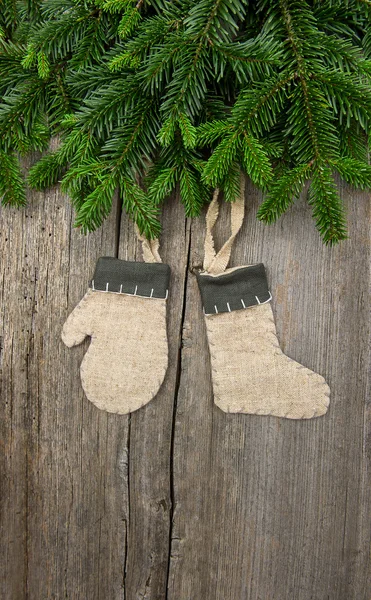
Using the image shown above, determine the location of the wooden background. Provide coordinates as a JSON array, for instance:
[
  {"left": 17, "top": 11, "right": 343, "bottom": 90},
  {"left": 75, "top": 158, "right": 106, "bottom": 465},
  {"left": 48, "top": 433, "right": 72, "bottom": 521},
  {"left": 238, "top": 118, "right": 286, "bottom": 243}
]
[{"left": 1, "top": 174, "right": 370, "bottom": 600}]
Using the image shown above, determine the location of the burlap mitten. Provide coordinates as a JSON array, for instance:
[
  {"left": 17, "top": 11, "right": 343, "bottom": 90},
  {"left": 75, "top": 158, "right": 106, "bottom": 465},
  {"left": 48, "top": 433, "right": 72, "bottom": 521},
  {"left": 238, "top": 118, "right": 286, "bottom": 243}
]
[
  {"left": 62, "top": 237, "right": 170, "bottom": 414},
  {"left": 196, "top": 176, "right": 330, "bottom": 419}
]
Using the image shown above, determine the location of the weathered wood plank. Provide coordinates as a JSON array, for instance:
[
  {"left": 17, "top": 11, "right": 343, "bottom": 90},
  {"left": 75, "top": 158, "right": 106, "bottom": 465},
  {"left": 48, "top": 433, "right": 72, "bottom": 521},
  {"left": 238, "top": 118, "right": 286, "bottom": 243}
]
[
  {"left": 0, "top": 180, "right": 128, "bottom": 599},
  {"left": 117, "top": 193, "right": 188, "bottom": 600},
  {"left": 168, "top": 178, "right": 371, "bottom": 600},
  {"left": 1, "top": 172, "right": 370, "bottom": 600}
]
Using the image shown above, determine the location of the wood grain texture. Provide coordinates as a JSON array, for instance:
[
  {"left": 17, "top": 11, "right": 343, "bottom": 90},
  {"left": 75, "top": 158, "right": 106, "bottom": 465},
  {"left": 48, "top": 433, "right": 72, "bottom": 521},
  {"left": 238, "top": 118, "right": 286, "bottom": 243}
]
[
  {"left": 116, "top": 195, "right": 189, "bottom": 600},
  {"left": 0, "top": 179, "right": 128, "bottom": 600},
  {"left": 0, "top": 174, "right": 370, "bottom": 600},
  {"left": 168, "top": 178, "right": 371, "bottom": 600}
]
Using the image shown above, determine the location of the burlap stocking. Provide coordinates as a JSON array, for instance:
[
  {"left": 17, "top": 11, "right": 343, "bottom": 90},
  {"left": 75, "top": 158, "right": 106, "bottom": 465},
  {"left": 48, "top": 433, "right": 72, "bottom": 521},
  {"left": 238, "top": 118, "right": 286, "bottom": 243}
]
[
  {"left": 62, "top": 236, "right": 170, "bottom": 414},
  {"left": 196, "top": 176, "right": 330, "bottom": 419}
]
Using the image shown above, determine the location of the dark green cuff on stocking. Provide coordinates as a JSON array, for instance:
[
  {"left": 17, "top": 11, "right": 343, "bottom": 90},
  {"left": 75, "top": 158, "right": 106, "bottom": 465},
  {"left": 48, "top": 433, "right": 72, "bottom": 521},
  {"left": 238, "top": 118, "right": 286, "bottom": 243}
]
[{"left": 196, "top": 263, "right": 271, "bottom": 315}]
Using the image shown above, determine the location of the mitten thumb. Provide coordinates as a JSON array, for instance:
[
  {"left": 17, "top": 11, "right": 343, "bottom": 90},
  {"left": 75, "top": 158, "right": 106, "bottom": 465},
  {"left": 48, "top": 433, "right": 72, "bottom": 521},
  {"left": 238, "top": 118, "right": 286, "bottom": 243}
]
[{"left": 62, "top": 291, "right": 94, "bottom": 348}]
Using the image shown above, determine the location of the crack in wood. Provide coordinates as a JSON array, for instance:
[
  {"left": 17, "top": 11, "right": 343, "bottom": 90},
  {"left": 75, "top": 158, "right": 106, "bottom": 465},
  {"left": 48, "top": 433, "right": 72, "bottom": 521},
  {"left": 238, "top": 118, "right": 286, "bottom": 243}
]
[
  {"left": 122, "top": 414, "right": 131, "bottom": 597},
  {"left": 114, "top": 190, "right": 123, "bottom": 259},
  {"left": 164, "top": 218, "right": 192, "bottom": 600}
]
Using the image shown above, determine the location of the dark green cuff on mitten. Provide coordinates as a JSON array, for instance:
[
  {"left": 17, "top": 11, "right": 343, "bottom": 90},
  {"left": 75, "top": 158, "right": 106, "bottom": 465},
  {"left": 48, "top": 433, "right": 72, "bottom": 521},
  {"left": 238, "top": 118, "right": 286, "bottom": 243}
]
[
  {"left": 90, "top": 257, "right": 170, "bottom": 299},
  {"left": 196, "top": 263, "right": 271, "bottom": 315}
]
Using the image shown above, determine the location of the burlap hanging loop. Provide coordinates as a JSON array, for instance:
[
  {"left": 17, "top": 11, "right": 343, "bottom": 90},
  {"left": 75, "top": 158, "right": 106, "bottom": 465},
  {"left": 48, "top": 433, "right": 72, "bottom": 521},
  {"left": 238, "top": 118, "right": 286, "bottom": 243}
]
[
  {"left": 203, "top": 172, "right": 245, "bottom": 275},
  {"left": 134, "top": 226, "right": 162, "bottom": 264}
]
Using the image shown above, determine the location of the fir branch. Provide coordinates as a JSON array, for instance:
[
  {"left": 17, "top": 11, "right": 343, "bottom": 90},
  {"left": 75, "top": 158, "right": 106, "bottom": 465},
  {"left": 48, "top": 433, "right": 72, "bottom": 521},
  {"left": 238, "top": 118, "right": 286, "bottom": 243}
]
[
  {"left": 201, "top": 131, "right": 240, "bottom": 185},
  {"left": 28, "top": 151, "right": 65, "bottom": 189},
  {"left": 68, "top": 18, "right": 106, "bottom": 69},
  {"left": 286, "top": 83, "right": 339, "bottom": 163},
  {"left": 314, "top": 70, "right": 371, "bottom": 129},
  {"left": 0, "top": 150, "right": 26, "bottom": 206},
  {"left": 74, "top": 175, "right": 116, "bottom": 232},
  {"left": 75, "top": 77, "right": 138, "bottom": 139},
  {"left": 339, "top": 122, "right": 368, "bottom": 161},
  {"left": 67, "top": 65, "right": 122, "bottom": 97},
  {"left": 146, "top": 164, "right": 178, "bottom": 205},
  {"left": 107, "top": 15, "right": 176, "bottom": 72},
  {"left": 221, "top": 160, "right": 240, "bottom": 203},
  {"left": 178, "top": 112, "right": 197, "bottom": 148},
  {"left": 330, "top": 157, "right": 371, "bottom": 188},
  {"left": 0, "top": 0, "right": 19, "bottom": 35},
  {"left": 139, "top": 33, "right": 184, "bottom": 94},
  {"left": 0, "top": 77, "right": 46, "bottom": 148},
  {"left": 157, "top": 116, "right": 177, "bottom": 147},
  {"left": 179, "top": 164, "right": 205, "bottom": 217},
  {"left": 2, "top": 0, "right": 371, "bottom": 243},
  {"left": 316, "top": 33, "right": 371, "bottom": 73},
  {"left": 119, "top": 175, "right": 161, "bottom": 238},
  {"left": 117, "top": 4, "right": 142, "bottom": 40},
  {"left": 25, "top": 11, "right": 91, "bottom": 62},
  {"left": 257, "top": 162, "right": 313, "bottom": 223},
  {"left": 195, "top": 119, "right": 232, "bottom": 145},
  {"left": 37, "top": 50, "right": 50, "bottom": 79},
  {"left": 232, "top": 70, "right": 296, "bottom": 137},
  {"left": 308, "top": 163, "right": 348, "bottom": 244},
  {"left": 12, "top": 122, "right": 49, "bottom": 155},
  {"left": 160, "top": 40, "right": 211, "bottom": 119},
  {"left": 101, "top": 98, "right": 158, "bottom": 175},
  {"left": 98, "top": 0, "right": 132, "bottom": 14},
  {"left": 184, "top": 0, "right": 246, "bottom": 44},
  {"left": 279, "top": 0, "right": 339, "bottom": 163},
  {"left": 214, "top": 35, "right": 283, "bottom": 83},
  {"left": 240, "top": 132, "right": 272, "bottom": 187},
  {"left": 161, "top": 0, "right": 247, "bottom": 119}
]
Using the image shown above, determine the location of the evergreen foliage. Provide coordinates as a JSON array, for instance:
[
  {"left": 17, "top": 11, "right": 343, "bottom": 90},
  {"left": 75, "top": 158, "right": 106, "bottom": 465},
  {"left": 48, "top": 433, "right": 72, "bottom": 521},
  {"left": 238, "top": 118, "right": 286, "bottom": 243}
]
[{"left": 1, "top": 0, "right": 371, "bottom": 243}]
